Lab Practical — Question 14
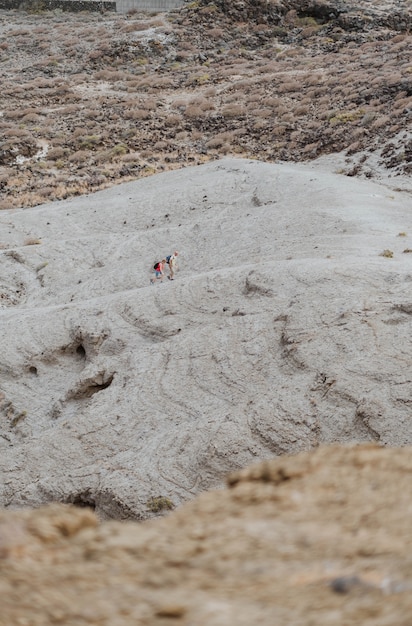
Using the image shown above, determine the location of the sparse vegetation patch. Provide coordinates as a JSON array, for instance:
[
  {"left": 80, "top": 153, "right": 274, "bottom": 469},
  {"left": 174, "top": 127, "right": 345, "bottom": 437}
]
[{"left": 0, "top": 0, "right": 411, "bottom": 208}]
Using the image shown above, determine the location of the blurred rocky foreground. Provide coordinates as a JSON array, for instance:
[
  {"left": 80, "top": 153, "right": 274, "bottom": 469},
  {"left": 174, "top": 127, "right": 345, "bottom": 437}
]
[{"left": 1, "top": 443, "right": 411, "bottom": 625}]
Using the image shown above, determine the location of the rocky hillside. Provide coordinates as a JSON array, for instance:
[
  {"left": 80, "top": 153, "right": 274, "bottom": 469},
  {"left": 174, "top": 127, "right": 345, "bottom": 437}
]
[
  {"left": 1, "top": 444, "right": 412, "bottom": 625},
  {"left": 0, "top": 0, "right": 411, "bottom": 209},
  {"left": 1, "top": 157, "right": 411, "bottom": 519}
]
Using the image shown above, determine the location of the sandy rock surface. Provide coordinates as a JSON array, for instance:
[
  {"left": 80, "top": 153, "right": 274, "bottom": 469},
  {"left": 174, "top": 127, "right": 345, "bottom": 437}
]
[
  {"left": 1, "top": 443, "right": 412, "bottom": 625},
  {"left": 1, "top": 157, "right": 411, "bottom": 519}
]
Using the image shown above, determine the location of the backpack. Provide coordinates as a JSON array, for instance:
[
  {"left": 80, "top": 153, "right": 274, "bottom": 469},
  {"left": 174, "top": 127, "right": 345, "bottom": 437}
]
[
  {"left": 166, "top": 255, "right": 171, "bottom": 265},
  {"left": 154, "top": 261, "right": 161, "bottom": 271}
]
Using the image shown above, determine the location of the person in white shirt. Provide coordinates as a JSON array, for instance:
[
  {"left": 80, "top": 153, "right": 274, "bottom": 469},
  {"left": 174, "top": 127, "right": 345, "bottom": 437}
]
[{"left": 166, "top": 251, "right": 179, "bottom": 280}]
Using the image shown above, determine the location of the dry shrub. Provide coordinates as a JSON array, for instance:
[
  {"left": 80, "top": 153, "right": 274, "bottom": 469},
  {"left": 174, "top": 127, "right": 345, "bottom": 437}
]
[
  {"left": 72, "top": 128, "right": 88, "bottom": 139},
  {"left": 188, "top": 97, "right": 214, "bottom": 112},
  {"left": 77, "top": 135, "right": 103, "bottom": 149},
  {"left": 83, "top": 109, "right": 103, "bottom": 121},
  {"left": 307, "top": 85, "right": 328, "bottom": 98},
  {"left": 219, "top": 143, "right": 232, "bottom": 155},
  {"left": 290, "top": 130, "right": 301, "bottom": 141},
  {"left": 124, "top": 109, "right": 151, "bottom": 120},
  {"left": 126, "top": 81, "right": 144, "bottom": 91},
  {"left": 154, "top": 140, "right": 169, "bottom": 150},
  {"left": 302, "top": 142, "right": 319, "bottom": 154},
  {"left": 171, "top": 97, "right": 187, "bottom": 110},
  {"left": 127, "top": 20, "right": 155, "bottom": 31},
  {"left": 125, "top": 73, "right": 143, "bottom": 83},
  {"left": 346, "top": 141, "right": 361, "bottom": 154},
  {"left": 93, "top": 150, "right": 115, "bottom": 164},
  {"left": 279, "top": 112, "right": 294, "bottom": 123},
  {"left": 305, "top": 74, "right": 324, "bottom": 87},
  {"left": 344, "top": 90, "right": 361, "bottom": 102},
  {"left": 47, "top": 147, "right": 68, "bottom": 161},
  {"left": 385, "top": 74, "right": 403, "bottom": 87},
  {"left": 183, "top": 105, "right": 205, "bottom": 119},
  {"left": 68, "top": 150, "right": 89, "bottom": 164},
  {"left": 203, "top": 87, "right": 217, "bottom": 97},
  {"left": 10, "top": 29, "right": 30, "bottom": 36},
  {"left": 249, "top": 108, "right": 274, "bottom": 119},
  {"left": 394, "top": 91, "right": 409, "bottom": 101},
  {"left": 3, "top": 127, "right": 32, "bottom": 138},
  {"left": 393, "top": 96, "right": 412, "bottom": 111},
  {"left": 351, "top": 127, "right": 367, "bottom": 139},
  {"left": 57, "top": 96, "right": 80, "bottom": 112},
  {"left": 257, "top": 62, "right": 279, "bottom": 74},
  {"left": 247, "top": 93, "right": 264, "bottom": 103},
  {"left": 259, "top": 75, "right": 279, "bottom": 85},
  {"left": 139, "top": 76, "right": 175, "bottom": 90},
  {"left": 0, "top": 199, "right": 15, "bottom": 210},
  {"left": 119, "top": 22, "right": 143, "bottom": 33},
  {"left": 205, "top": 136, "right": 223, "bottom": 149},
  {"left": 31, "top": 77, "right": 55, "bottom": 89},
  {"left": 37, "top": 187, "right": 55, "bottom": 199},
  {"left": 3, "top": 109, "right": 26, "bottom": 120},
  {"left": 88, "top": 49, "right": 109, "bottom": 61},
  {"left": 207, "top": 28, "right": 225, "bottom": 39},
  {"left": 21, "top": 113, "right": 42, "bottom": 124},
  {"left": 219, "top": 68, "right": 240, "bottom": 78},
  {"left": 121, "top": 152, "right": 141, "bottom": 163},
  {"left": 139, "top": 149, "right": 153, "bottom": 159},
  {"left": 222, "top": 105, "right": 244, "bottom": 118},
  {"left": 205, "top": 131, "right": 234, "bottom": 148},
  {"left": 371, "top": 115, "right": 391, "bottom": 129},
  {"left": 252, "top": 119, "right": 268, "bottom": 130},
  {"left": 164, "top": 114, "right": 182, "bottom": 127},
  {"left": 175, "top": 131, "right": 187, "bottom": 140},
  {"left": 370, "top": 76, "right": 386, "bottom": 88},
  {"left": 140, "top": 98, "right": 159, "bottom": 111},
  {"left": 273, "top": 124, "right": 289, "bottom": 137},
  {"left": 61, "top": 37, "right": 79, "bottom": 48},
  {"left": 274, "top": 105, "right": 288, "bottom": 116},
  {"left": 281, "top": 48, "right": 304, "bottom": 59},
  {"left": 231, "top": 79, "right": 256, "bottom": 91},
  {"left": 301, "top": 26, "right": 320, "bottom": 38},
  {"left": 224, "top": 92, "right": 243, "bottom": 104},
  {"left": 294, "top": 105, "right": 310, "bottom": 116},
  {"left": 317, "top": 96, "right": 330, "bottom": 106},
  {"left": 94, "top": 70, "right": 124, "bottom": 82},
  {"left": 148, "top": 18, "right": 166, "bottom": 27},
  {"left": 262, "top": 97, "right": 282, "bottom": 107}
]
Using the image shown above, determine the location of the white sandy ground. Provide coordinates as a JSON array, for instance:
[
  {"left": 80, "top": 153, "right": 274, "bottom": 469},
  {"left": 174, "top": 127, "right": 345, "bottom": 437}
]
[{"left": 0, "top": 157, "right": 411, "bottom": 519}]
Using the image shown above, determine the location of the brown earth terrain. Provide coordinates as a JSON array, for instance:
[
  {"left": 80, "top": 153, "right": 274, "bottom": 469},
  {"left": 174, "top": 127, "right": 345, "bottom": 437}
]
[
  {"left": 1, "top": 444, "right": 412, "bottom": 625},
  {"left": 0, "top": 0, "right": 411, "bottom": 209}
]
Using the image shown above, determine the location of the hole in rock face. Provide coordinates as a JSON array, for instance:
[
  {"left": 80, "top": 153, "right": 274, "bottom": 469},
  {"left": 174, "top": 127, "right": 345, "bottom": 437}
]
[
  {"left": 69, "top": 373, "right": 115, "bottom": 400},
  {"left": 83, "top": 374, "right": 114, "bottom": 398},
  {"left": 69, "top": 492, "right": 96, "bottom": 511},
  {"left": 76, "top": 344, "right": 86, "bottom": 359},
  {"left": 29, "top": 366, "right": 38, "bottom": 375}
]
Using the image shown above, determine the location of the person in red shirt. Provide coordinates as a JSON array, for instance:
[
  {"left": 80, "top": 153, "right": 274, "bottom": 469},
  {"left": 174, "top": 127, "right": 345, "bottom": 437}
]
[{"left": 150, "top": 259, "right": 166, "bottom": 284}]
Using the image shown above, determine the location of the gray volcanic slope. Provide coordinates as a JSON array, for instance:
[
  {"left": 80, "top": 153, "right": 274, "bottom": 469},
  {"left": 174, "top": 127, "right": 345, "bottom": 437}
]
[{"left": 0, "top": 157, "right": 411, "bottom": 519}]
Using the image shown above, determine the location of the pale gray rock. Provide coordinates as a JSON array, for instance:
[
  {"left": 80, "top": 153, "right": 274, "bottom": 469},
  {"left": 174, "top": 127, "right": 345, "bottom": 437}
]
[{"left": 0, "top": 157, "right": 411, "bottom": 519}]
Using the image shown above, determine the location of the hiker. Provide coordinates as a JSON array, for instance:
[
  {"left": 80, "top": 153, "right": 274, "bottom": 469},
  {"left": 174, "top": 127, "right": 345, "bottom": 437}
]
[
  {"left": 166, "top": 251, "right": 178, "bottom": 280},
  {"left": 151, "top": 259, "right": 166, "bottom": 284}
]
